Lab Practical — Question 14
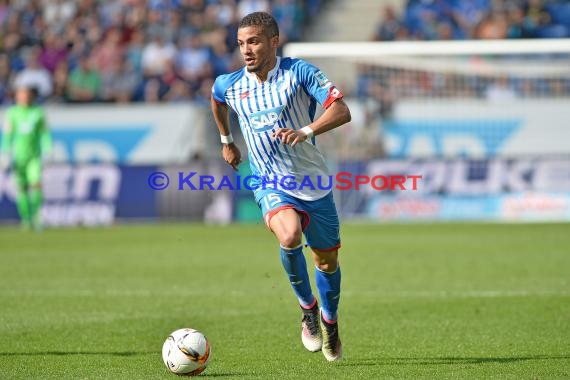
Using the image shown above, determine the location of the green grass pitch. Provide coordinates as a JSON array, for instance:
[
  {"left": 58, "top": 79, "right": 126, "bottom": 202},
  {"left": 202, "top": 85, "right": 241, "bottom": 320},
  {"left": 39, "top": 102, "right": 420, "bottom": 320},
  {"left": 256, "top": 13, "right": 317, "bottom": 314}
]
[{"left": 0, "top": 222, "right": 569, "bottom": 379}]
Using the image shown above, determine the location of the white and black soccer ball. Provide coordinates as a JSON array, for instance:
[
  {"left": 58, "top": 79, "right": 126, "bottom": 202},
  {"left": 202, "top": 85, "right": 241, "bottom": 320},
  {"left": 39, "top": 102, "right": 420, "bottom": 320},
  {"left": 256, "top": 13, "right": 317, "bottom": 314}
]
[{"left": 162, "top": 328, "right": 211, "bottom": 376}]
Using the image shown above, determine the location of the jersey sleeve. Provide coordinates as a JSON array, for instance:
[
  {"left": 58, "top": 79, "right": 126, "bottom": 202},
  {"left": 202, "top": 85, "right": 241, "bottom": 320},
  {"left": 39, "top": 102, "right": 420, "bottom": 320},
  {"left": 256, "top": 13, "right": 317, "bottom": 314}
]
[
  {"left": 212, "top": 75, "right": 228, "bottom": 104},
  {"left": 294, "top": 59, "right": 344, "bottom": 109}
]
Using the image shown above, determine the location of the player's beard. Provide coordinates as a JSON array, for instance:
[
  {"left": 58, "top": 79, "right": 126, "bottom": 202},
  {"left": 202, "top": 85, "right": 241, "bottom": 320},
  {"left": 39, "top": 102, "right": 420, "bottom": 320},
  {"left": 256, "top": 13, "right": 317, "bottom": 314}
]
[
  {"left": 246, "top": 56, "right": 268, "bottom": 73},
  {"left": 246, "top": 61, "right": 261, "bottom": 73}
]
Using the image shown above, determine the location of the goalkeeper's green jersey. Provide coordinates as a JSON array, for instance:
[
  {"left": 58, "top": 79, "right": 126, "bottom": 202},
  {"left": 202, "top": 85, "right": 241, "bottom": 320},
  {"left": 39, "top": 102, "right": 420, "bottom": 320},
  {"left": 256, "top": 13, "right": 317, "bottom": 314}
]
[{"left": 1, "top": 105, "right": 51, "bottom": 163}]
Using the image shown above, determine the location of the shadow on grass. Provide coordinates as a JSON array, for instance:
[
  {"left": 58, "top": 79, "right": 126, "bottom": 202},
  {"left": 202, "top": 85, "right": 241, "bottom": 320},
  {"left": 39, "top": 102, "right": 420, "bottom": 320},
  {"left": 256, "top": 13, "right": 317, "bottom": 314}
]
[
  {"left": 0, "top": 352, "right": 249, "bottom": 377},
  {"left": 338, "top": 355, "right": 570, "bottom": 366},
  {"left": 199, "top": 374, "right": 248, "bottom": 378},
  {"left": 0, "top": 351, "right": 155, "bottom": 357}
]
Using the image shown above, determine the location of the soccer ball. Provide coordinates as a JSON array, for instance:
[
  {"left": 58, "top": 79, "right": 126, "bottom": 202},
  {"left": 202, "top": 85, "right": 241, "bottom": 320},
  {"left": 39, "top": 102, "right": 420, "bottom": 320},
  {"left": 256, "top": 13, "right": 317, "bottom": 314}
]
[{"left": 162, "top": 328, "right": 211, "bottom": 376}]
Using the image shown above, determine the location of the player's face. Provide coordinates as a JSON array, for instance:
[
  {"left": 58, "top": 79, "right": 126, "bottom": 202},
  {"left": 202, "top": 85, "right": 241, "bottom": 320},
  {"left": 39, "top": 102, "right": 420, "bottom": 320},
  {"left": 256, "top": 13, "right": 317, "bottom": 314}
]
[
  {"left": 15, "top": 88, "right": 32, "bottom": 106},
  {"left": 237, "top": 26, "right": 278, "bottom": 73}
]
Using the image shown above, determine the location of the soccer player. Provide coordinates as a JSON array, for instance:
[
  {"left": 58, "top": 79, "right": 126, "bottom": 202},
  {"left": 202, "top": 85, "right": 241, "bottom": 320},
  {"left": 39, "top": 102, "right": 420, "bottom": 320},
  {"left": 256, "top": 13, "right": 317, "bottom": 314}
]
[
  {"left": 0, "top": 86, "right": 52, "bottom": 230},
  {"left": 211, "top": 12, "right": 351, "bottom": 361}
]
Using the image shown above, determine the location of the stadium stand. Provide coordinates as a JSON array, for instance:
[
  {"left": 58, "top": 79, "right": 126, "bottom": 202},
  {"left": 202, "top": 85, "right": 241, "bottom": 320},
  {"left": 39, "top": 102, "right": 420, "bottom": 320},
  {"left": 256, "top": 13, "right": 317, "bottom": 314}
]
[
  {"left": 0, "top": 0, "right": 327, "bottom": 105},
  {"left": 373, "top": 0, "right": 570, "bottom": 41},
  {"left": 360, "top": 0, "right": 570, "bottom": 103}
]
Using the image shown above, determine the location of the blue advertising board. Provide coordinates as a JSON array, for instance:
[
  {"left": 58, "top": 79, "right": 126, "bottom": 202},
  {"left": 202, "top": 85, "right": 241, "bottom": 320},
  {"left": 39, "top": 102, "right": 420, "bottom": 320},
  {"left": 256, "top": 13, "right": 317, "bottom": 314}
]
[{"left": 0, "top": 165, "right": 157, "bottom": 226}]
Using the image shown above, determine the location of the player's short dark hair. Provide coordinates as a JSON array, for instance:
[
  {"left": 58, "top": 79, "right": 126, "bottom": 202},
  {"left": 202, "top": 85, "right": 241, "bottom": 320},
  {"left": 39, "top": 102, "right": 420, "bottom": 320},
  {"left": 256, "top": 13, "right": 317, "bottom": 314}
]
[{"left": 238, "top": 12, "right": 279, "bottom": 38}]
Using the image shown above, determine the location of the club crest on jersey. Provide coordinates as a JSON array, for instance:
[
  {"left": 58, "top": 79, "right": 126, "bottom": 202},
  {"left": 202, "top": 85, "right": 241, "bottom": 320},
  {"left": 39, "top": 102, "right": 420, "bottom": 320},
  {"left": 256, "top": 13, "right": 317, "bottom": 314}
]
[
  {"left": 249, "top": 105, "right": 284, "bottom": 133},
  {"left": 314, "top": 71, "right": 331, "bottom": 89}
]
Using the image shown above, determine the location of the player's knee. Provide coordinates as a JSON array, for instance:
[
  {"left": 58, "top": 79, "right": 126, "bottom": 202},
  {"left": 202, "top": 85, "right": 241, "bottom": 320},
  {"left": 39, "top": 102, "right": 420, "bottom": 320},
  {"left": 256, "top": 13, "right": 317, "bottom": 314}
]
[
  {"left": 313, "top": 250, "right": 338, "bottom": 272},
  {"left": 316, "top": 261, "right": 338, "bottom": 273},
  {"left": 279, "top": 228, "right": 303, "bottom": 249}
]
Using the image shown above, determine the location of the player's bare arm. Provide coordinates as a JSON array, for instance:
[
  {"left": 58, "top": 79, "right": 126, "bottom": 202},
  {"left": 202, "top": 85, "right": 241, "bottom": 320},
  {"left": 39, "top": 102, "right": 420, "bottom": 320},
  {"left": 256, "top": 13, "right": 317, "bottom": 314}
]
[
  {"left": 210, "top": 96, "right": 242, "bottom": 171},
  {"left": 273, "top": 98, "right": 351, "bottom": 147}
]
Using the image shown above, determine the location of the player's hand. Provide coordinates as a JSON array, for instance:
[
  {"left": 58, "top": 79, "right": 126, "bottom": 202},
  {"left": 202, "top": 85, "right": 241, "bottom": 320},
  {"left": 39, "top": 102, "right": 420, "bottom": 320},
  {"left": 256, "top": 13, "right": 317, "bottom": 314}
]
[
  {"left": 222, "top": 143, "right": 242, "bottom": 171},
  {"left": 273, "top": 128, "right": 309, "bottom": 148}
]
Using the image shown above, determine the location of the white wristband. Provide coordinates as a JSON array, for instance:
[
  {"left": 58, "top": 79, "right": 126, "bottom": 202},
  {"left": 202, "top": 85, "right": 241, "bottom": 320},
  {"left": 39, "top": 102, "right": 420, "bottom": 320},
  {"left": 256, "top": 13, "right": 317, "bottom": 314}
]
[
  {"left": 221, "top": 134, "right": 234, "bottom": 144},
  {"left": 300, "top": 126, "right": 314, "bottom": 139}
]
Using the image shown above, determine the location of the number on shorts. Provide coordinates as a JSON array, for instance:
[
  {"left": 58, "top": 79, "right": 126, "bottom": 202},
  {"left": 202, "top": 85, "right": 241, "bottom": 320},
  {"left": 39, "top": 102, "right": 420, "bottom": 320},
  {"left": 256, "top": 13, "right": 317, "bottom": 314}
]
[{"left": 263, "top": 193, "right": 282, "bottom": 210}]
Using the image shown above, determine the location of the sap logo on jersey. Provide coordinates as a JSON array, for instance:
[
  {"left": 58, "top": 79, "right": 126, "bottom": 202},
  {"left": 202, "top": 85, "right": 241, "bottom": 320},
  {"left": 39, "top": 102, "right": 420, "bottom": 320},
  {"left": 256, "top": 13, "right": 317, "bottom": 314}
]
[{"left": 249, "top": 106, "right": 284, "bottom": 133}]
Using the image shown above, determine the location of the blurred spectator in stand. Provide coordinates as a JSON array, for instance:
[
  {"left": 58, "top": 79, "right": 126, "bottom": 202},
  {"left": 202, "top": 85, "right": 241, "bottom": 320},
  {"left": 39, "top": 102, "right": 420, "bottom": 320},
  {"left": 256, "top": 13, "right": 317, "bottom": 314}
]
[
  {"left": 163, "top": 78, "right": 194, "bottom": 103},
  {"left": 100, "top": 59, "right": 140, "bottom": 103},
  {"left": 98, "top": 0, "right": 124, "bottom": 30},
  {"left": 50, "top": 60, "right": 69, "bottom": 103},
  {"left": 126, "top": 30, "right": 145, "bottom": 75},
  {"left": 43, "top": 0, "right": 76, "bottom": 34},
  {"left": 506, "top": 5, "right": 531, "bottom": 39},
  {"left": 175, "top": 33, "right": 212, "bottom": 90},
  {"left": 209, "top": 0, "right": 237, "bottom": 28},
  {"left": 209, "top": 30, "right": 241, "bottom": 77},
  {"left": 141, "top": 33, "right": 177, "bottom": 78},
  {"left": 548, "top": 79, "right": 566, "bottom": 97},
  {"left": 3, "top": 13, "right": 25, "bottom": 58},
  {"left": 122, "top": 4, "right": 146, "bottom": 42},
  {"left": 202, "top": 5, "right": 227, "bottom": 41},
  {"left": 181, "top": 0, "right": 207, "bottom": 20},
  {"left": 0, "top": 52, "right": 13, "bottom": 104},
  {"left": 374, "top": 0, "right": 565, "bottom": 43},
  {"left": 238, "top": 0, "right": 270, "bottom": 19},
  {"left": 361, "top": 81, "right": 394, "bottom": 158},
  {"left": 476, "top": 11, "right": 508, "bottom": 39},
  {"left": 485, "top": 76, "right": 517, "bottom": 102},
  {"left": 90, "top": 27, "right": 125, "bottom": 75},
  {"left": 158, "top": 61, "right": 178, "bottom": 90},
  {"left": 273, "top": 0, "right": 302, "bottom": 43},
  {"left": 13, "top": 47, "right": 52, "bottom": 99},
  {"left": 145, "top": 8, "right": 167, "bottom": 41},
  {"left": 418, "top": 9, "right": 441, "bottom": 40},
  {"left": 524, "top": 0, "right": 551, "bottom": 36},
  {"left": 66, "top": 55, "right": 101, "bottom": 102},
  {"left": 0, "top": 0, "right": 329, "bottom": 104},
  {"left": 19, "top": 0, "right": 42, "bottom": 39},
  {"left": 66, "top": 37, "right": 89, "bottom": 71},
  {"left": 437, "top": 22, "right": 454, "bottom": 40},
  {"left": 81, "top": 16, "right": 104, "bottom": 52},
  {"left": 162, "top": 10, "right": 184, "bottom": 44},
  {"left": 193, "top": 77, "right": 214, "bottom": 107},
  {"left": 27, "top": 13, "right": 47, "bottom": 47},
  {"left": 450, "top": 0, "right": 488, "bottom": 39},
  {"left": 39, "top": 32, "right": 69, "bottom": 74},
  {"left": 0, "top": 0, "right": 10, "bottom": 26},
  {"left": 143, "top": 78, "right": 162, "bottom": 103},
  {"left": 373, "top": 5, "right": 403, "bottom": 41}
]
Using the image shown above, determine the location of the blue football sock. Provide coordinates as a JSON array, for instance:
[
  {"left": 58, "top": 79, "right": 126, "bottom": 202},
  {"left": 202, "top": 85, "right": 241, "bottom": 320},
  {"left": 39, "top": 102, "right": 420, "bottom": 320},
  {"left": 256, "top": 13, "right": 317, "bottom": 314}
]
[
  {"left": 280, "top": 244, "right": 315, "bottom": 308},
  {"left": 315, "top": 266, "right": 341, "bottom": 322}
]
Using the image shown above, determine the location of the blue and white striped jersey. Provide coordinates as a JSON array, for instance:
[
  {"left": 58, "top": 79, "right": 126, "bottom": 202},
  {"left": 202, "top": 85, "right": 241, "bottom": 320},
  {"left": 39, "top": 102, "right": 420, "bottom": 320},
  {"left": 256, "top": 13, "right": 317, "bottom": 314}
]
[{"left": 212, "top": 56, "right": 343, "bottom": 201}]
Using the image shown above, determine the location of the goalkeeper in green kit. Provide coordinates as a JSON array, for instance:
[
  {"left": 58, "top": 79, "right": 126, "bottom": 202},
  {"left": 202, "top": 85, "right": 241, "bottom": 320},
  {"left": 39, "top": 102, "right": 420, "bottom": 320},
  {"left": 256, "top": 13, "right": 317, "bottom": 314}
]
[{"left": 1, "top": 86, "right": 52, "bottom": 230}]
